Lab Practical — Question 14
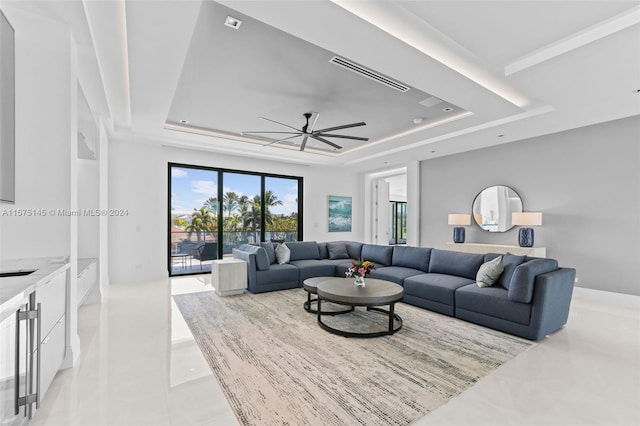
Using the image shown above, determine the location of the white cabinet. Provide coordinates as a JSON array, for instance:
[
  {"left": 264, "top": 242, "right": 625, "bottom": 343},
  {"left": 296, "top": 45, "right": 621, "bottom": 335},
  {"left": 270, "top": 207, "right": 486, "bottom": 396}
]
[
  {"left": 34, "top": 271, "right": 66, "bottom": 400},
  {"left": 0, "top": 267, "right": 67, "bottom": 424},
  {"left": 36, "top": 316, "right": 65, "bottom": 399},
  {"left": 0, "top": 308, "right": 27, "bottom": 425}
]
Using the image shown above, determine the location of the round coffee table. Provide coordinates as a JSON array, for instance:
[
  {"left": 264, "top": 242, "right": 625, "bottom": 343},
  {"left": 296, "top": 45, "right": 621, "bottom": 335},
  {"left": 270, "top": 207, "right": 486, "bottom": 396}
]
[
  {"left": 302, "top": 277, "right": 353, "bottom": 315},
  {"left": 316, "top": 277, "right": 404, "bottom": 338}
]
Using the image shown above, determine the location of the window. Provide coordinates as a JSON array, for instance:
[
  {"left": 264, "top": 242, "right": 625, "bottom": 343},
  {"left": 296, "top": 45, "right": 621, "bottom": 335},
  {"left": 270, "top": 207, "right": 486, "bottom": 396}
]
[{"left": 168, "top": 164, "right": 302, "bottom": 276}]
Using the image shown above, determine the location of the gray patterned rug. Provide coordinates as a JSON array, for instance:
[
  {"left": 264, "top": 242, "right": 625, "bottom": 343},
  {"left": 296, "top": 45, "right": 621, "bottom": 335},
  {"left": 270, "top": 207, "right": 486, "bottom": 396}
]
[{"left": 173, "top": 288, "right": 533, "bottom": 426}]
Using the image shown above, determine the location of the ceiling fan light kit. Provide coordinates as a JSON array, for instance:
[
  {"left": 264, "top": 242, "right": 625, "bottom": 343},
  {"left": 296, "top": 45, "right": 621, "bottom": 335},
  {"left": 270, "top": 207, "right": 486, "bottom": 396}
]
[{"left": 242, "top": 112, "right": 368, "bottom": 152}]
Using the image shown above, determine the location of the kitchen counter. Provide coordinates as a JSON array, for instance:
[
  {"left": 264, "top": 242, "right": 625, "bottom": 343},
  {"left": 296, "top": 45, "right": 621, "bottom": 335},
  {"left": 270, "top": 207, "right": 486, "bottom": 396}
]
[{"left": 0, "top": 256, "right": 70, "bottom": 321}]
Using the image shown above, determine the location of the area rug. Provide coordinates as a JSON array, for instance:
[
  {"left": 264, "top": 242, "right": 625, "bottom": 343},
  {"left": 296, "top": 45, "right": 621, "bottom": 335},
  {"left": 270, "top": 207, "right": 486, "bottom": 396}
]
[{"left": 173, "top": 288, "right": 533, "bottom": 426}]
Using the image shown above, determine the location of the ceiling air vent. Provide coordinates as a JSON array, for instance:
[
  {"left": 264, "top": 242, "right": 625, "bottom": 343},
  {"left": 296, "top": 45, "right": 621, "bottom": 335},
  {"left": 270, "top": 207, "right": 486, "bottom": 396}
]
[{"left": 329, "top": 56, "right": 410, "bottom": 93}]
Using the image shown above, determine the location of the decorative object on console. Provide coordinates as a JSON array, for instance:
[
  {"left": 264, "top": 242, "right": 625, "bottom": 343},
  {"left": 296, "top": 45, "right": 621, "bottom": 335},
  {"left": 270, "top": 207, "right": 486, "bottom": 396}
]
[
  {"left": 512, "top": 212, "right": 542, "bottom": 247},
  {"left": 448, "top": 213, "right": 471, "bottom": 243}
]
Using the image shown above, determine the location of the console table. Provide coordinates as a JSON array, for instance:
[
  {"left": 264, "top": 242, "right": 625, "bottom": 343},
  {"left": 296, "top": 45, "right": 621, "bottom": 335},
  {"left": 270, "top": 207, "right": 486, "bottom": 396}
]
[{"left": 445, "top": 242, "right": 546, "bottom": 258}]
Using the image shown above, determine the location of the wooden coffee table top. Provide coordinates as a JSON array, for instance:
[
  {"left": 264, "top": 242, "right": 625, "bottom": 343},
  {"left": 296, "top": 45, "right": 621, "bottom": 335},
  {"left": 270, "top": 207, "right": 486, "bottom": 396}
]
[
  {"left": 316, "top": 278, "right": 403, "bottom": 306},
  {"left": 302, "top": 276, "right": 335, "bottom": 294}
]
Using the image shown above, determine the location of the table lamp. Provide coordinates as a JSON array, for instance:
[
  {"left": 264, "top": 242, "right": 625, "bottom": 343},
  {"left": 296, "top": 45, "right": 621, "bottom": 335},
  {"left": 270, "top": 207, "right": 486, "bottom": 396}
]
[
  {"left": 512, "top": 212, "right": 542, "bottom": 247},
  {"left": 448, "top": 214, "right": 471, "bottom": 243}
]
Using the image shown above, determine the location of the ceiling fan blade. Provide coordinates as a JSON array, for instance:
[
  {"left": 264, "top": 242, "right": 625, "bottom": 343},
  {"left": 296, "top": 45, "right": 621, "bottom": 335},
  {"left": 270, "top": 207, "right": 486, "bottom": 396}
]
[
  {"left": 316, "top": 133, "right": 369, "bottom": 141},
  {"left": 313, "top": 121, "right": 366, "bottom": 133},
  {"left": 310, "top": 134, "right": 342, "bottom": 150},
  {"left": 299, "top": 134, "right": 309, "bottom": 151},
  {"left": 241, "top": 131, "right": 302, "bottom": 135},
  {"left": 263, "top": 134, "right": 301, "bottom": 147},
  {"left": 307, "top": 112, "right": 320, "bottom": 133},
  {"left": 259, "top": 117, "right": 301, "bottom": 132}
]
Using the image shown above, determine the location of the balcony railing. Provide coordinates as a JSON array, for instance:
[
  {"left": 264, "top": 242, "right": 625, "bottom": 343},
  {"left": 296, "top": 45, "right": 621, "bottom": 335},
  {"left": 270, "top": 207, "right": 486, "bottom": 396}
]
[{"left": 169, "top": 230, "right": 298, "bottom": 275}]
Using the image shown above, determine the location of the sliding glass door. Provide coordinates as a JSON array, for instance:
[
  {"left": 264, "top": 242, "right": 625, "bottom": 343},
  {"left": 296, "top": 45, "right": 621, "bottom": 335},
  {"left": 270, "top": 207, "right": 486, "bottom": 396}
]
[
  {"left": 169, "top": 166, "right": 219, "bottom": 275},
  {"left": 168, "top": 164, "right": 302, "bottom": 276},
  {"left": 221, "top": 172, "right": 261, "bottom": 254}
]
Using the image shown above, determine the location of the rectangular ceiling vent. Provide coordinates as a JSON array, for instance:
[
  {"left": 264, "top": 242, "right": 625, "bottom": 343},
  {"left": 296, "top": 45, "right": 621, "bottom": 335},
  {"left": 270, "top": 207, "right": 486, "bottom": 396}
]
[{"left": 329, "top": 56, "right": 410, "bottom": 93}]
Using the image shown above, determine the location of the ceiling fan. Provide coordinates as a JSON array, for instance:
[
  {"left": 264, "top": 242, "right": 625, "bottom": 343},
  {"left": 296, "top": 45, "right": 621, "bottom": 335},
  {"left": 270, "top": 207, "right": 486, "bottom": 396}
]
[{"left": 241, "top": 112, "right": 368, "bottom": 151}]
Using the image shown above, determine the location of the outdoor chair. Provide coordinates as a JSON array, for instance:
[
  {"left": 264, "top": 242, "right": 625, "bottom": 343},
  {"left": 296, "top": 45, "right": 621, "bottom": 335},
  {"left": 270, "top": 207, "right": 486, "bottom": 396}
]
[{"left": 193, "top": 242, "right": 218, "bottom": 270}]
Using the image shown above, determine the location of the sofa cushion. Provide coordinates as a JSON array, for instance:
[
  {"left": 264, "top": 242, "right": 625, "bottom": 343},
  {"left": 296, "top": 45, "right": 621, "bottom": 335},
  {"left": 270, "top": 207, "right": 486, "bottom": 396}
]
[
  {"left": 275, "top": 243, "right": 290, "bottom": 264},
  {"left": 317, "top": 242, "right": 329, "bottom": 259},
  {"left": 260, "top": 242, "right": 277, "bottom": 264},
  {"left": 429, "top": 249, "right": 484, "bottom": 280},
  {"left": 361, "top": 244, "right": 393, "bottom": 266},
  {"left": 346, "top": 242, "right": 363, "bottom": 259},
  {"left": 508, "top": 258, "right": 559, "bottom": 304},
  {"left": 369, "top": 266, "right": 424, "bottom": 286},
  {"left": 256, "top": 263, "right": 299, "bottom": 285},
  {"left": 476, "top": 255, "right": 504, "bottom": 287},
  {"left": 391, "top": 246, "right": 431, "bottom": 272},
  {"left": 484, "top": 253, "right": 501, "bottom": 262},
  {"left": 242, "top": 245, "right": 271, "bottom": 271},
  {"left": 455, "top": 284, "right": 532, "bottom": 325},
  {"left": 403, "top": 273, "right": 475, "bottom": 307},
  {"left": 327, "top": 241, "right": 350, "bottom": 260},
  {"left": 286, "top": 241, "right": 320, "bottom": 261},
  {"left": 290, "top": 259, "right": 336, "bottom": 283},
  {"left": 497, "top": 253, "right": 527, "bottom": 289}
]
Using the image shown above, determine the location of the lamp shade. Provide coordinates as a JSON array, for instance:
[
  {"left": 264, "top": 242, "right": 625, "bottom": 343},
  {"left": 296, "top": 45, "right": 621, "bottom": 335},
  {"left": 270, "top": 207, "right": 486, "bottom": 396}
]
[
  {"left": 512, "top": 212, "right": 542, "bottom": 226},
  {"left": 448, "top": 214, "right": 471, "bottom": 226}
]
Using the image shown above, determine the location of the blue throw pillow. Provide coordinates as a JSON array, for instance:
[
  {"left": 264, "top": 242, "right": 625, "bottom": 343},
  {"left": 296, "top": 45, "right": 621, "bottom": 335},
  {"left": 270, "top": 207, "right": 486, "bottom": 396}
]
[
  {"left": 260, "top": 242, "right": 276, "bottom": 264},
  {"left": 327, "top": 241, "right": 350, "bottom": 260},
  {"left": 497, "top": 253, "right": 527, "bottom": 289}
]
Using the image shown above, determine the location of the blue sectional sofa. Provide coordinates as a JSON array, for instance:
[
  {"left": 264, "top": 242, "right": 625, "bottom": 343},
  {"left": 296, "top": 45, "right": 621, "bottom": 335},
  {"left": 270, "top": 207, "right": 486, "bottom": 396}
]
[{"left": 232, "top": 241, "right": 576, "bottom": 340}]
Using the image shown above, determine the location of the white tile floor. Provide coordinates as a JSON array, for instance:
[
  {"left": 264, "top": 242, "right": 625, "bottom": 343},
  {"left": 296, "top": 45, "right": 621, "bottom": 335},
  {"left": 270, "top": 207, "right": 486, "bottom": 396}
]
[{"left": 29, "top": 276, "right": 639, "bottom": 426}]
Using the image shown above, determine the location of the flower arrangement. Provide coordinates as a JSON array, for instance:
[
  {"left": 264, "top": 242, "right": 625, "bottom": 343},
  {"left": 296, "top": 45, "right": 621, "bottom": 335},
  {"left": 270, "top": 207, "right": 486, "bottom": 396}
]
[{"left": 345, "top": 259, "right": 375, "bottom": 279}]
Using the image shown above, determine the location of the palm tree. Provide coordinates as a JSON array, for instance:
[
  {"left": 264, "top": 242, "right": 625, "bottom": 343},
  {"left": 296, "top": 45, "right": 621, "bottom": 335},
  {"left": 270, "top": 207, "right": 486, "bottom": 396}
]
[
  {"left": 263, "top": 190, "right": 283, "bottom": 226},
  {"left": 188, "top": 207, "right": 215, "bottom": 242},
  {"left": 204, "top": 197, "right": 219, "bottom": 216},
  {"left": 242, "top": 195, "right": 262, "bottom": 242},
  {"left": 223, "top": 192, "right": 239, "bottom": 218}
]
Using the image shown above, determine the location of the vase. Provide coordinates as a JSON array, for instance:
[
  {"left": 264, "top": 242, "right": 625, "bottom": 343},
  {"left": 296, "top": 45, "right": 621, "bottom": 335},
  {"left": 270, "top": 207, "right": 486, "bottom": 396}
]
[{"left": 354, "top": 276, "right": 365, "bottom": 287}]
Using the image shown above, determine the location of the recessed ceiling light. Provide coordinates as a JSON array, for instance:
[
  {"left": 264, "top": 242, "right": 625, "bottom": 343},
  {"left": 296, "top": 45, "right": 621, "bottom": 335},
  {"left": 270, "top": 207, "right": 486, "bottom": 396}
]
[
  {"left": 224, "top": 16, "right": 242, "bottom": 30},
  {"left": 179, "top": 119, "right": 189, "bottom": 124},
  {"left": 498, "top": 134, "right": 505, "bottom": 137},
  {"left": 412, "top": 117, "right": 424, "bottom": 124},
  {"left": 634, "top": 89, "right": 640, "bottom": 93},
  {"left": 442, "top": 107, "right": 454, "bottom": 112}
]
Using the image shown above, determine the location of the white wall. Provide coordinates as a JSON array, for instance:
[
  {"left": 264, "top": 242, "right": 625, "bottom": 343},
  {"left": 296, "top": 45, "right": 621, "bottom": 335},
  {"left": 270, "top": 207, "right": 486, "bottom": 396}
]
[
  {"left": 386, "top": 174, "right": 407, "bottom": 202},
  {"left": 0, "top": 5, "right": 72, "bottom": 260},
  {"left": 420, "top": 116, "right": 640, "bottom": 296},
  {"left": 77, "top": 159, "right": 99, "bottom": 258},
  {"left": 108, "top": 140, "right": 363, "bottom": 283}
]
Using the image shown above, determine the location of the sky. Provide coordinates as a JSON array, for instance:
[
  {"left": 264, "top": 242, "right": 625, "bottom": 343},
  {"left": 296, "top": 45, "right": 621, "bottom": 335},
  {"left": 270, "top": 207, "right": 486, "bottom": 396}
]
[{"left": 170, "top": 167, "right": 298, "bottom": 217}]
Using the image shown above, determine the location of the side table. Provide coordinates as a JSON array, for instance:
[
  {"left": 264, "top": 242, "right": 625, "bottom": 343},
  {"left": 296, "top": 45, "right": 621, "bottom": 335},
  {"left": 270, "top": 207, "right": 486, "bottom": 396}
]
[{"left": 211, "top": 259, "right": 247, "bottom": 296}]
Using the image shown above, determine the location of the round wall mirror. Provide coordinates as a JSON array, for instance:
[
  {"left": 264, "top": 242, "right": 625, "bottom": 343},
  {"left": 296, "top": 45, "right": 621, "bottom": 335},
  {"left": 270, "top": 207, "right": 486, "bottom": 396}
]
[{"left": 472, "top": 185, "right": 523, "bottom": 232}]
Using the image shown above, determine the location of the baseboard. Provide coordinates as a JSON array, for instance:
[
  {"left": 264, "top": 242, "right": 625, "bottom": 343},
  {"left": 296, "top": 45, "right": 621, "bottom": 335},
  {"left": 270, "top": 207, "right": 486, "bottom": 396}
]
[{"left": 572, "top": 287, "right": 639, "bottom": 310}]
